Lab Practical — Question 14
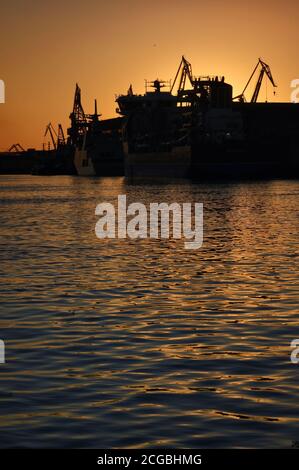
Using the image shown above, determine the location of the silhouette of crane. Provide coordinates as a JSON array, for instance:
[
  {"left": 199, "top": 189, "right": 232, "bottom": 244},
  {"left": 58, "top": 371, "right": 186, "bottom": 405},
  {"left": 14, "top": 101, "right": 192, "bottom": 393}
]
[
  {"left": 68, "top": 83, "right": 87, "bottom": 146},
  {"left": 171, "top": 56, "right": 194, "bottom": 94},
  {"left": 44, "top": 123, "right": 58, "bottom": 150},
  {"left": 57, "top": 124, "right": 66, "bottom": 147},
  {"left": 8, "top": 143, "right": 25, "bottom": 152},
  {"left": 43, "top": 123, "right": 67, "bottom": 150},
  {"left": 233, "top": 58, "right": 276, "bottom": 103}
]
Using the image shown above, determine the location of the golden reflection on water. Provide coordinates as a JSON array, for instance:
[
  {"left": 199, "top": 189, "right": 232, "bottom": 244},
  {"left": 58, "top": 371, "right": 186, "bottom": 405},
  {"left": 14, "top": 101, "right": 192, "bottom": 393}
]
[{"left": 0, "top": 176, "right": 299, "bottom": 448}]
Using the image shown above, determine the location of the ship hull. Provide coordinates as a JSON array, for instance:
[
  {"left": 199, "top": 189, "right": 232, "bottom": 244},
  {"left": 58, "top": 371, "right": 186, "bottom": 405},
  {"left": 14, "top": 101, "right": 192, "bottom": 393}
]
[
  {"left": 191, "top": 136, "right": 299, "bottom": 179},
  {"left": 74, "top": 148, "right": 96, "bottom": 176},
  {"left": 124, "top": 144, "right": 191, "bottom": 178}
]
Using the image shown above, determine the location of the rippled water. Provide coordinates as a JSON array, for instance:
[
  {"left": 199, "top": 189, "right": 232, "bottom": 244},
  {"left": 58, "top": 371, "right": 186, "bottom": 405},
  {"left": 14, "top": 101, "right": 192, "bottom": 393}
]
[{"left": 0, "top": 175, "right": 299, "bottom": 448}]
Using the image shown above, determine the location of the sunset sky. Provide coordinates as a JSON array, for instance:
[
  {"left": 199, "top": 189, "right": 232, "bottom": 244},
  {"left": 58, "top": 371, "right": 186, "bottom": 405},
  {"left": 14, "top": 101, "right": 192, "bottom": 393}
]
[{"left": 0, "top": 0, "right": 298, "bottom": 150}]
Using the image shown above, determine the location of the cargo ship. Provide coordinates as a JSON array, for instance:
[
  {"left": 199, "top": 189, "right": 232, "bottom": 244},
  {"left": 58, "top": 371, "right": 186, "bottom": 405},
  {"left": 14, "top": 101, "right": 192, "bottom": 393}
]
[
  {"left": 116, "top": 56, "right": 299, "bottom": 179},
  {"left": 116, "top": 80, "right": 192, "bottom": 178}
]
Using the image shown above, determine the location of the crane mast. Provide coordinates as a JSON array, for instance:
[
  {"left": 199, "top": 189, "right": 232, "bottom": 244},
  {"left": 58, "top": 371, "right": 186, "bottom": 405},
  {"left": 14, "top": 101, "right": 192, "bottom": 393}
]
[
  {"left": 68, "top": 83, "right": 87, "bottom": 146},
  {"left": 57, "top": 124, "right": 66, "bottom": 147},
  {"left": 171, "top": 56, "right": 194, "bottom": 94},
  {"left": 44, "top": 123, "right": 57, "bottom": 150}
]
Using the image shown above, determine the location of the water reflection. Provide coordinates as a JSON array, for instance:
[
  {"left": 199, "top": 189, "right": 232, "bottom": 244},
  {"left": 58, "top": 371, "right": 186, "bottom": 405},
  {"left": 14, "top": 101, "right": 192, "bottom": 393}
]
[{"left": 0, "top": 175, "right": 299, "bottom": 448}]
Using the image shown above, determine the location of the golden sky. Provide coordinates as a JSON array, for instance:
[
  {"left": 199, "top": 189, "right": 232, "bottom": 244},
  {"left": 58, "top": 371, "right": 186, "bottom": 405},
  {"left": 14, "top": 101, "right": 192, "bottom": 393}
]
[{"left": 0, "top": 0, "right": 298, "bottom": 150}]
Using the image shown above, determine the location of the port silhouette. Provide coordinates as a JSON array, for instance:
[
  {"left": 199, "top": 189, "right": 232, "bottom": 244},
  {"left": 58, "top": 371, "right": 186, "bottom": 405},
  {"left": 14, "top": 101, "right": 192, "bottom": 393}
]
[{"left": 1, "top": 57, "right": 299, "bottom": 178}]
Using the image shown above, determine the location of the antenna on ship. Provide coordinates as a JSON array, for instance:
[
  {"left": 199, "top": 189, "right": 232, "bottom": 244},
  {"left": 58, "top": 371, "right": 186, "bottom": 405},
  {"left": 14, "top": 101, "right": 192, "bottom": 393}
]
[
  {"left": 85, "top": 99, "right": 101, "bottom": 124},
  {"left": 145, "top": 79, "right": 170, "bottom": 93},
  {"left": 93, "top": 99, "right": 101, "bottom": 121},
  {"left": 127, "top": 84, "right": 133, "bottom": 96}
]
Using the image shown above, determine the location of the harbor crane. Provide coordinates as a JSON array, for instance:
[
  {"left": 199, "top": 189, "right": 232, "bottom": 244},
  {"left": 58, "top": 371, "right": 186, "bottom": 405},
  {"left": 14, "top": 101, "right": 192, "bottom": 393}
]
[
  {"left": 171, "top": 56, "right": 194, "bottom": 94},
  {"left": 68, "top": 83, "right": 87, "bottom": 146},
  {"left": 44, "top": 122, "right": 58, "bottom": 150},
  {"left": 233, "top": 58, "right": 277, "bottom": 103},
  {"left": 8, "top": 143, "right": 25, "bottom": 152},
  {"left": 44, "top": 123, "right": 66, "bottom": 150},
  {"left": 85, "top": 99, "right": 101, "bottom": 123},
  {"left": 57, "top": 124, "right": 66, "bottom": 147},
  {"left": 170, "top": 56, "right": 227, "bottom": 108}
]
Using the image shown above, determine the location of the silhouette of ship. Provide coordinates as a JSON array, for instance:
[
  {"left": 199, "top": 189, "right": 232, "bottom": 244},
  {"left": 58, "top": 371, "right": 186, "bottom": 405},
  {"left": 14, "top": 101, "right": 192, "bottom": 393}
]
[{"left": 116, "top": 79, "right": 192, "bottom": 177}]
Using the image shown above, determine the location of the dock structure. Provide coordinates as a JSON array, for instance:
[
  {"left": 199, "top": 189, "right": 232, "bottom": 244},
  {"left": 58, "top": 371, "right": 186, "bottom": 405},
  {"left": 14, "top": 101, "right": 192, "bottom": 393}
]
[{"left": 1, "top": 56, "right": 299, "bottom": 178}]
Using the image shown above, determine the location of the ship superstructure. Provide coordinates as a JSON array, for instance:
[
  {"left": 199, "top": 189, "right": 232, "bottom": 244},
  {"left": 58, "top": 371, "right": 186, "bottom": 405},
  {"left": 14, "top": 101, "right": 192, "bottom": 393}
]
[{"left": 116, "top": 78, "right": 192, "bottom": 177}]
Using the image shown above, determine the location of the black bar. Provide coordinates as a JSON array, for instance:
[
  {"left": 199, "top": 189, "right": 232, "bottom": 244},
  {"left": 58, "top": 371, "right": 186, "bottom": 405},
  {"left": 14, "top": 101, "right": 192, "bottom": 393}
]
[{"left": 0, "top": 449, "right": 297, "bottom": 468}]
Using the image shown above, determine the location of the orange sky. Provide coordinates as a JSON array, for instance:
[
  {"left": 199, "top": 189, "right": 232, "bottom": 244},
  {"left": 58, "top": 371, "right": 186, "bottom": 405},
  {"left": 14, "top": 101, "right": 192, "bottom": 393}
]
[{"left": 0, "top": 0, "right": 298, "bottom": 150}]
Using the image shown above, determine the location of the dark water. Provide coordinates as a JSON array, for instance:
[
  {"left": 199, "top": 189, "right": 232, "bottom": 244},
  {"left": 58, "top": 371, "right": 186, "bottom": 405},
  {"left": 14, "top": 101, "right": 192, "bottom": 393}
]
[{"left": 0, "top": 175, "right": 299, "bottom": 448}]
